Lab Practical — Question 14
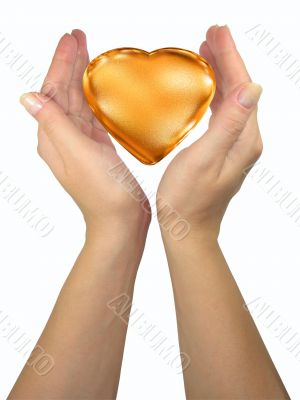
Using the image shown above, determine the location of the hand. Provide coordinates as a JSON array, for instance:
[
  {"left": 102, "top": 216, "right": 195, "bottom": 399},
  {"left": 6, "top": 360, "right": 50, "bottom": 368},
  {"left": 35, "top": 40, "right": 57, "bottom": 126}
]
[
  {"left": 20, "top": 30, "right": 150, "bottom": 238},
  {"left": 12, "top": 31, "right": 151, "bottom": 400},
  {"left": 157, "top": 25, "right": 263, "bottom": 239}
]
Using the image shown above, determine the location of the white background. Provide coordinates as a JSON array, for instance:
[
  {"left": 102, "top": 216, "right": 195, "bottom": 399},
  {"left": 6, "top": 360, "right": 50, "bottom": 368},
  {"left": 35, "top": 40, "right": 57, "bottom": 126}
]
[{"left": 1, "top": 0, "right": 300, "bottom": 398}]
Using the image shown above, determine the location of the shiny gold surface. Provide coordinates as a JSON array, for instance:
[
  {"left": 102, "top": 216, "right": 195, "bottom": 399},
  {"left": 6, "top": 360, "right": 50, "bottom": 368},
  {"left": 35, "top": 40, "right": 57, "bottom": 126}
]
[{"left": 83, "top": 47, "right": 216, "bottom": 164}]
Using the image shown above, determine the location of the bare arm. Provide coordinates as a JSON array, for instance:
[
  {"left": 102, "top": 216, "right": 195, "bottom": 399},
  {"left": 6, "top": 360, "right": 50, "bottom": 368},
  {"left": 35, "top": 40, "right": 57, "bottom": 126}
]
[
  {"left": 9, "top": 30, "right": 150, "bottom": 399},
  {"left": 158, "top": 25, "right": 289, "bottom": 399},
  {"left": 9, "top": 221, "right": 148, "bottom": 399},
  {"left": 161, "top": 232, "right": 289, "bottom": 399}
]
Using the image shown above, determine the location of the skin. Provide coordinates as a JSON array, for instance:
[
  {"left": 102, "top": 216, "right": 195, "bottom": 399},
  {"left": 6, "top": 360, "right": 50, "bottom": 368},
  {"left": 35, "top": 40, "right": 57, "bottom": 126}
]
[
  {"left": 158, "top": 25, "right": 290, "bottom": 399},
  {"left": 9, "top": 25, "right": 289, "bottom": 399},
  {"left": 9, "top": 30, "right": 151, "bottom": 399}
]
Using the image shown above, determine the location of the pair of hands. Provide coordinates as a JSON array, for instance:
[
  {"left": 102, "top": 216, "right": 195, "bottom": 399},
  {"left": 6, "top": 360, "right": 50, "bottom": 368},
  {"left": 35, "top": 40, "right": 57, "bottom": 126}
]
[
  {"left": 20, "top": 25, "right": 262, "bottom": 242},
  {"left": 15, "top": 26, "right": 286, "bottom": 400}
]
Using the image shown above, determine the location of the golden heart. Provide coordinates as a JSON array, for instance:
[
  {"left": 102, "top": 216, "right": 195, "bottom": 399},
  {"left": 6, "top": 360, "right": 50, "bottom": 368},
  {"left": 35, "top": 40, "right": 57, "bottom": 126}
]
[{"left": 83, "top": 47, "right": 216, "bottom": 165}]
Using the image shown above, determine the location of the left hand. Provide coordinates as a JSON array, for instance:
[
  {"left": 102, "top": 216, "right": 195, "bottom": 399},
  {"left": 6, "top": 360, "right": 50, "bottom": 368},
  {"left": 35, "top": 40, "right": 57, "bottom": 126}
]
[{"left": 157, "top": 25, "right": 263, "bottom": 239}]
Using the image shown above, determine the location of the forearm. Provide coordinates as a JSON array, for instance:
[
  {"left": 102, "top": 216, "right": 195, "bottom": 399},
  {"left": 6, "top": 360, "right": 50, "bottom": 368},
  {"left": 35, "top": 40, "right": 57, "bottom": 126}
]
[
  {"left": 9, "top": 219, "right": 149, "bottom": 400},
  {"left": 162, "top": 229, "right": 289, "bottom": 399}
]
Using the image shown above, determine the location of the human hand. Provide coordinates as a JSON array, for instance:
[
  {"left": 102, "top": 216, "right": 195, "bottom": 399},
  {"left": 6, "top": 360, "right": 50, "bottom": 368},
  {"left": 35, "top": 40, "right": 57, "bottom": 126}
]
[
  {"left": 157, "top": 25, "right": 263, "bottom": 240},
  {"left": 20, "top": 30, "right": 150, "bottom": 239},
  {"left": 13, "top": 31, "right": 151, "bottom": 400}
]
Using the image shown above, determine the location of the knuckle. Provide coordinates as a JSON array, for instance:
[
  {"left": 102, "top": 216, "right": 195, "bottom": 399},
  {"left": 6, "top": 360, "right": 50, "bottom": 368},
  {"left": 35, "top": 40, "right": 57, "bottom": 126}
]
[
  {"left": 41, "top": 81, "right": 58, "bottom": 100},
  {"left": 223, "top": 114, "right": 245, "bottom": 138},
  {"left": 253, "top": 137, "right": 263, "bottom": 158},
  {"left": 43, "top": 114, "right": 57, "bottom": 135},
  {"left": 37, "top": 130, "right": 46, "bottom": 159},
  {"left": 37, "top": 144, "right": 43, "bottom": 158}
]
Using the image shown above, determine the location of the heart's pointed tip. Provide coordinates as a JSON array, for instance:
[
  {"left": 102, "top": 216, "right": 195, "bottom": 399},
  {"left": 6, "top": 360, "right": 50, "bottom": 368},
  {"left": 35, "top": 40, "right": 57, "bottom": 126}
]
[
  {"left": 132, "top": 149, "right": 168, "bottom": 165},
  {"left": 135, "top": 155, "right": 162, "bottom": 166}
]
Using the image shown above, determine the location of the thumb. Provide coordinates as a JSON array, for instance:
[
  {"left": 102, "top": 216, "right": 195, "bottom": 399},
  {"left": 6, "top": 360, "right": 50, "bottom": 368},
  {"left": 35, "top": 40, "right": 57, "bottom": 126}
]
[
  {"left": 200, "top": 82, "right": 262, "bottom": 157},
  {"left": 20, "top": 92, "right": 86, "bottom": 152}
]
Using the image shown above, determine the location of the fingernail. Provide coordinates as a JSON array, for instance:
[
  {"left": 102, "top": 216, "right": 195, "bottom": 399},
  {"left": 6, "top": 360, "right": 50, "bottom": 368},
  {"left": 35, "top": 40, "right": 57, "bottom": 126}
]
[
  {"left": 20, "top": 93, "right": 43, "bottom": 116},
  {"left": 237, "top": 83, "right": 263, "bottom": 108}
]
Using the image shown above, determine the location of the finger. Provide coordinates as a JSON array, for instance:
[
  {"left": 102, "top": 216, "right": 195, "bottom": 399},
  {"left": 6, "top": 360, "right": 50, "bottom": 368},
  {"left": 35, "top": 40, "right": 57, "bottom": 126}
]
[
  {"left": 69, "top": 29, "right": 93, "bottom": 119},
  {"left": 226, "top": 110, "right": 263, "bottom": 170},
  {"left": 91, "top": 118, "right": 116, "bottom": 148},
  {"left": 206, "top": 25, "right": 251, "bottom": 95},
  {"left": 69, "top": 29, "right": 114, "bottom": 148},
  {"left": 192, "top": 82, "right": 262, "bottom": 170},
  {"left": 199, "top": 41, "right": 223, "bottom": 112},
  {"left": 20, "top": 92, "right": 90, "bottom": 154},
  {"left": 41, "top": 33, "right": 78, "bottom": 112},
  {"left": 71, "top": 29, "right": 115, "bottom": 147},
  {"left": 199, "top": 38, "right": 221, "bottom": 87},
  {"left": 68, "top": 114, "right": 115, "bottom": 148}
]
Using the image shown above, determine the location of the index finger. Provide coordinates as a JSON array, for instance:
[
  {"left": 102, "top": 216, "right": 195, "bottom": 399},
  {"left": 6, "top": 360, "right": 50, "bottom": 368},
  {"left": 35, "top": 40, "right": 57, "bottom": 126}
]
[
  {"left": 41, "top": 33, "right": 78, "bottom": 112},
  {"left": 206, "top": 25, "right": 251, "bottom": 95}
]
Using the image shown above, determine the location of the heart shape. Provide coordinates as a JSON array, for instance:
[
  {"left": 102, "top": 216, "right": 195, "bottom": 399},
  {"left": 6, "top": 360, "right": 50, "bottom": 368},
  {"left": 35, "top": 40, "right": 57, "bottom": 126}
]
[{"left": 83, "top": 47, "right": 216, "bottom": 164}]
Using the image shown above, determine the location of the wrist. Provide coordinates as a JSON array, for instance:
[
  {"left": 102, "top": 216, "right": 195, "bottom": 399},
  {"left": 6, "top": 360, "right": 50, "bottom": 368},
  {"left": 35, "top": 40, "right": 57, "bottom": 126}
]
[
  {"left": 156, "top": 198, "right": 223, "bottom": 243},
  {"left": 84, "top": 211, "right": 150, "bottom": 261},
  {"left": 160, "top": 218, "right": 220, "bottom": 246},
  {"left": 85, "top": 205, "right": 151, "bottom": 238},
  {"left": 161, "top": 228, "right": 222, "bottom": 270}
]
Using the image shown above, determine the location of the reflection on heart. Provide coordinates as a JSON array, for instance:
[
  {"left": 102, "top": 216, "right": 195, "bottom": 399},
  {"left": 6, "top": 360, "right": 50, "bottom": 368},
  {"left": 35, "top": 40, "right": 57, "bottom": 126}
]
[{"left": 83, "top": 47, "right": 216, "bottom": 164}]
